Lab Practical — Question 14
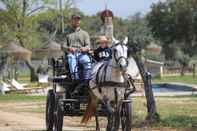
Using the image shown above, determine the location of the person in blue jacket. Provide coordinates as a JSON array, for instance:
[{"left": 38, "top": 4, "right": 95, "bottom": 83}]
[{"left": 94, "top": 36, "right": 112, "bottom": 62}]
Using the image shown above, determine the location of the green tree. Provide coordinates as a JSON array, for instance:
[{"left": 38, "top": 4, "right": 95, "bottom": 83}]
[
  {"left": 0, "top": 0, "right": 73, "bottom": 81},
  {"left": 147, "top": 0, "right": 197, "bottom": 75},
  {"left": 81, "top": 14, "right": 102, "bottom": 35},
  {"left": 127, "top": 13, "right": 153, "bottom": 51},
  {"left": 175, "top": 48, "right": 191, "bottom": 76},
  {"left": 113, "top": 17, "right": 128, "bottom": 39},
  {"left": 0, "top": 0, "right": 44, "bottom": 81},
  {"left": 34, "top": 1, "right": 73, "bottom": 43}
]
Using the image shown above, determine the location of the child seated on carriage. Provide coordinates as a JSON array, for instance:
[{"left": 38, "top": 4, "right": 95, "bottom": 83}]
[{"left": 94, "top": 36, "right": 112, "bottom": 62}]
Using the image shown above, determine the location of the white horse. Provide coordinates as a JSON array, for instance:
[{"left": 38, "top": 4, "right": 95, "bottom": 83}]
[{"left": 81, "top": 37, "right": 141, "bottom": 131}]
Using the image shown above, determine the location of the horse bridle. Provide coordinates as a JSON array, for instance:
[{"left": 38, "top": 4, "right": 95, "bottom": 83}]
[{"left": 112, "top": 43, "right": 129, "bottom": 68}]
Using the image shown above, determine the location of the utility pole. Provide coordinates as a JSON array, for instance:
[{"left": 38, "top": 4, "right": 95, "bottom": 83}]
[{"left": 59, "top": 0, "right": 64, "bottom": 33}]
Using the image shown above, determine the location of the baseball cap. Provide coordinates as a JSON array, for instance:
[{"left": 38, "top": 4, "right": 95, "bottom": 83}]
[{"left": 71, "top": 14, "right": 81, "bottom": 19}]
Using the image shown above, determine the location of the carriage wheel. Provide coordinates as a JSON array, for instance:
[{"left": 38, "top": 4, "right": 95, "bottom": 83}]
[
  {"left": 54, "top": 98, "right": 64, "bottom": 131},
  {"left": 46, "top": 89, "right": 55, "bottom": 131},
  {"left": 121, "top": 100, "right": 132, "bottom": 131}
]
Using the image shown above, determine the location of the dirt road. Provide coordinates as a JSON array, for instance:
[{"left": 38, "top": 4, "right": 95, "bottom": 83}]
[
  {"left": 0, "top": 109, "right": 102, "bottom": 131},
  {"left": 0, "top": 101, "right": 45, "bottom": 131},
  {"left": 0, "top": 110, "right": 44, "bottom": 131},
  {"left": 0, "top": 109, "right": 107, "bottom": 131},
  {"left": 0, "top": 101, "right": 107, "bottom": 131}
]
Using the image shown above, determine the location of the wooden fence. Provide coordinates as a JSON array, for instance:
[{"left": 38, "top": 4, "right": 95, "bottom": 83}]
[{"left": 163, "top": 67, "right": 195, "bottom": 76}]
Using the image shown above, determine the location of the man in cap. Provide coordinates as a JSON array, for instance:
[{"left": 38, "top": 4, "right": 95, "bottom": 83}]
[{"left": 62, "top": 14, "right": 92, "bottom": 81}]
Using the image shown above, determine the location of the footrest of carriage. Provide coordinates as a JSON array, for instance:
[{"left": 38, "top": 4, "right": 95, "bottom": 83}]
[
  {"left": 61, "top": 99, "right": 79, "bottom": 103},
  {"left": 49, "top": 76, "right": 67, "bottom": 83}
]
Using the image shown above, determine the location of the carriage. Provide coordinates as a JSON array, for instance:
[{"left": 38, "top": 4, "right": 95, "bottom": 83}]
[{"left": 45, "top": 39, "right": 137, "bottom": 131}]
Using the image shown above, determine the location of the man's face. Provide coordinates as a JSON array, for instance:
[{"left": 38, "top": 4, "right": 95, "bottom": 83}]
[{"left": 72, "top": 17, "right": 81, "bottom": 28}]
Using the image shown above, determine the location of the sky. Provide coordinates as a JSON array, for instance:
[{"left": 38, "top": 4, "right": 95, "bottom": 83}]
[
  {"left": 0, "top": 0, "right": 163, "bottom": 18},
  {"left": 76, "top": 0, "right": 162, "bottom": 18}
]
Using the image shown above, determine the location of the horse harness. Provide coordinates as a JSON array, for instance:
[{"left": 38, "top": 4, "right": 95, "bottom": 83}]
[
  {"left": 93, "top": 62, "right": 129, "bottom": 93},
  {"left": 93, "top": 42, "right": 130, "bottom": 93}
]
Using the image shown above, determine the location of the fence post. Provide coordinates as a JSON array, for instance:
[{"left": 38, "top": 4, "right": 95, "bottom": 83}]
[{"left": 160, "top": 66, "right": 163, "bottom": 78}]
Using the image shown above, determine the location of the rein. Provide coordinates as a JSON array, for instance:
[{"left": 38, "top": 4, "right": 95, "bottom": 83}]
[{"left": 95, "top": 81, "right": 128, "bottom": 88}]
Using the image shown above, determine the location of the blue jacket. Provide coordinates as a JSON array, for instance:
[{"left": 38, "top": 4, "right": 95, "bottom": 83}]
[{"left": 94, "top": 47, "right": 112, "bottom": 62}]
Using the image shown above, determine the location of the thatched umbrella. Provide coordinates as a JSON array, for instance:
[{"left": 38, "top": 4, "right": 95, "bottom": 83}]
[
  {"left": 0, "top": 42, "right": 32, "bottom": 61},
  {"left": 33, "top": 41, "right": 64, "bottom": 59},
  {"left": 0, "top": 42, "right": 32, "bottom": 80}
]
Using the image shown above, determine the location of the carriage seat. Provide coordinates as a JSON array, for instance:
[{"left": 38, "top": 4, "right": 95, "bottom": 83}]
[
  {"left": 48, "top": 56, "right": 70, "bottom": 77},
  {"left": 48, "top": 54, "right": 92, "bottom": 82}
]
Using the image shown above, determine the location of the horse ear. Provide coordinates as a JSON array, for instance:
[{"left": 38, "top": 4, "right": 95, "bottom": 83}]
[
  {"left": 123, "top": 37, "right": 128, "bottom": 45},
  {"left": 112, "top": 36, "right": 119, "bottom": 44}
]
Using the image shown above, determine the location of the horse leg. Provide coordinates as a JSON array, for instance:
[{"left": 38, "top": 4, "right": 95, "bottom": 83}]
[
  {"left": 105, "top": 98, "right": 121, "bottom": 131},
  {"left": 95, "top": 110, "right": 100, "bottom": 131},
  {"left": 107, "top": 107, "right": 114, "bottom": 131},
  {"left": 103, "top": 102, "right": 113, "bottom": 131}
]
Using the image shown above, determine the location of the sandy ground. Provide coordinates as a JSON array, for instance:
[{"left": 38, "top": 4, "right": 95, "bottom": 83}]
[
  {"left": 0, "top": 102, "right": 44, "bottom": 131},
  {"left": 0, "top": 101, "right": 107, "bottom": 131},
  {"left": 0, "top": 109, "right": 103, "bottom": 131},
  {"left": 0, "top": 101, "right": 192, "bottom": 131}
]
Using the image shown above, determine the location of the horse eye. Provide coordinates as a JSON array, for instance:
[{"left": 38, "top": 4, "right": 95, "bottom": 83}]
[{"left": 113, "top": 49, "right": 117, "bottom": 52}]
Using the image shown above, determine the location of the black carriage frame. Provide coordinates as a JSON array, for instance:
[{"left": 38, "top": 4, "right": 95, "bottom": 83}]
[{"left": 45, "top": 55, "right": 136, "bottom": 131}]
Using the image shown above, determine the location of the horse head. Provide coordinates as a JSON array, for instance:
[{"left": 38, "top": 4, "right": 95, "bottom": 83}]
[{"left": 111, "top": 37, "right": 128, "bottom": 71}]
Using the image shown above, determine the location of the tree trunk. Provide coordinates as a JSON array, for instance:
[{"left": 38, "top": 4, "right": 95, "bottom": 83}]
[
  {"left": 25, "top": 60, "right": 38, "bottom": 82},
  {"left": 180, "top": 65, "right": 185, "bottom": 76},
  {"left": 193, "top": 64, "right": 195, "bottom": 78},
  {"left": 17, "top": 36, "right": 37, "bottom": 82},
  {"left": 133, "top": 54, "right": 159, "bottom": 122},
  {"left": 59, "top": 0, "right": 64, "bottom": 33}
]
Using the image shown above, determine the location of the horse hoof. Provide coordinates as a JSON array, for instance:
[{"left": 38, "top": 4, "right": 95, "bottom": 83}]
[{"left": 96, "top": 127, "right": 100, "bottom": 131}]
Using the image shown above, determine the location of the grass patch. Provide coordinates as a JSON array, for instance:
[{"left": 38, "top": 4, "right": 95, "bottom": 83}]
[
  {"left": 133, "top": 95, "right": 197, "bottom": 128},
  {"left": 0, "top": 94, "right": 45, "bottom": 102},
  {"left": 153, "top": 75, "right": 197, "bottom": 85},
  {"left": 156, "top": 95, "right": 197, "bottom": 99},
  {"left": 159, "top": 115, "right": 197, "bottom": 128},
  {"left": 17, "top": 76, "right": 30, "bottom": 83}
]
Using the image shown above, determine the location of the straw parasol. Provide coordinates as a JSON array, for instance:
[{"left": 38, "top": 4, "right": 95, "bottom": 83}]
[
  {"left": 33, "top": 41, "right": 64, "bottom": 59},
  {"left": 0, "top": 42, "right": 32, "bottom": 61}
]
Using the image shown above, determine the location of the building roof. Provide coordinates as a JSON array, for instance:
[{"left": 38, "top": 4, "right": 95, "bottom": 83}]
[
  {"left": 38, "top": 41, "right": 62, "bottom": 51},
  {"left": 33, "top": 41, "right": 63, "bottom": 59},
  {"left": 100, "top": 9, "right": 114, "bottom": 22},
  {"left": 0, "top": 42, "right": 32, "bottom": 61},
  {"left": 145, "top": 59, "right": 164, "bottom": 65}
]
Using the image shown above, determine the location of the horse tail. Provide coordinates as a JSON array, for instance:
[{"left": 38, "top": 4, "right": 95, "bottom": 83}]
[{"left": 81, "top": 92, "right": 98, "bottom": 124}]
